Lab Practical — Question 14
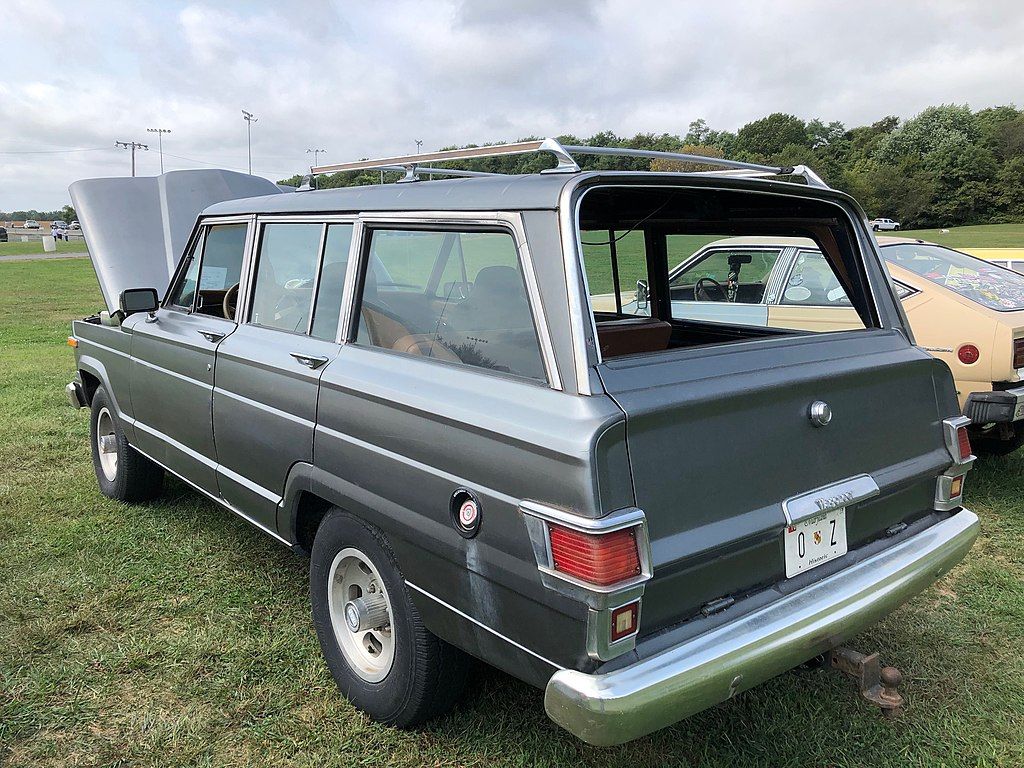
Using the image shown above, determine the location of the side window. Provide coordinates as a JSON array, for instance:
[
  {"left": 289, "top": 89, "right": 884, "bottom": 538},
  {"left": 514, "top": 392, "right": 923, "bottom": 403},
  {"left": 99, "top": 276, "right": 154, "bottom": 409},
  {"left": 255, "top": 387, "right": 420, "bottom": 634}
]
[
  {"left": 582, "top": 230, "right": 649, "bottom": 315},
  {"left": 781, "top": 250, "right": 852, "bottom": 306},
  {"left": 310, "top": 223, "right": 354, "bottom": 341},
  {"left": 167, "top": 231, "right": 204, "bottom": 309},
  {"left": 893, "top": 281, "right": 915, "bottom": 300},
  {"left": 668, "top": 245, "right": 782, "bottom": 305},
  {"left": 195, "top": 223, "right": 247, "bottom": 319},
  {"left": 249, "top": 223, "right": 322, "bottom": 332},
  {"left": 355, "top": 228, "right": 546, "bottom": 382}
]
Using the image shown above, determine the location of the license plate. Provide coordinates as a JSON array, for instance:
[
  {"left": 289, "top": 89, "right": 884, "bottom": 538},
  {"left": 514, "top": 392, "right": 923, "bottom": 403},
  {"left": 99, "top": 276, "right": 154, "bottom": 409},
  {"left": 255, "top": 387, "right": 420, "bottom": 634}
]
[
  {"left": 1014, "top": 401, "right": 1024, "bottom": 421},
  {"left": 784, "top": 509, "right": 847, "bottom": 578}
]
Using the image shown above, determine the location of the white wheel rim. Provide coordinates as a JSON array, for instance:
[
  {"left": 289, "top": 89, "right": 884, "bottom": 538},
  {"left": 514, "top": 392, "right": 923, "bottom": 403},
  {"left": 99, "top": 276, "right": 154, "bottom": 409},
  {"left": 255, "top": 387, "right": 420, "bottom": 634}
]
[
  {"left": 327, "top": 547, "right": 395, "bottom": 683},
  {"left": 96, "top": 407, "right": 118, "bottom": 482}
]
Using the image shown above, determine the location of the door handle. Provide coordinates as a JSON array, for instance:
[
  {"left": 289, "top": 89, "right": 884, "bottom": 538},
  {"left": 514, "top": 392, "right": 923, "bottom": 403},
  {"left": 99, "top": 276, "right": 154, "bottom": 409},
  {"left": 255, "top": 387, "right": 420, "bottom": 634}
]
[
  {"left": 198, "top": 329, "right": 226, "bottom": 343},
  {"left": 290, "top": 352, "right": 329, "bottom": 369}
]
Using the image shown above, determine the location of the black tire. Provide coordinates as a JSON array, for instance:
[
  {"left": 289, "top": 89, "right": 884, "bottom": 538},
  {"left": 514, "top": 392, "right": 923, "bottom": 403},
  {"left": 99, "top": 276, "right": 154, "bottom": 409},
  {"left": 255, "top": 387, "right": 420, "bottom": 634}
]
[
  {"left": 872, "top": 224, "right": 880, "bottom": 231},
  {"left": 89, "top": 386, "right": 164, "bottom": 501},
  {"left": 894, "top": 224, "right": 900, "bottom": 230},
  {"left": 310, "top": 509, "right": 470, "bottom": 727},
  {"left": 971, "top": 430, "right": 1024, "bottom": 457}
]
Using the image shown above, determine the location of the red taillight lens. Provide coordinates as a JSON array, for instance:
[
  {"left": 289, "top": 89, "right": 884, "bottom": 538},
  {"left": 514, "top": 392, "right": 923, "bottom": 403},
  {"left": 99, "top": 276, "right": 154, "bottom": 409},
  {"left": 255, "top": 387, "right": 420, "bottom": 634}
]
[
  {"left": 1014, "top": 338, "right": 1024, "bottom": 369},
  {"left": 957, "top": 344, "right": 980, "bottom": 365},
  {"left": 957, "top": 426, "right": 972, "bottom": 461},
  {"left": 548, "top": 524, "right": 641, "bottom": 586}
]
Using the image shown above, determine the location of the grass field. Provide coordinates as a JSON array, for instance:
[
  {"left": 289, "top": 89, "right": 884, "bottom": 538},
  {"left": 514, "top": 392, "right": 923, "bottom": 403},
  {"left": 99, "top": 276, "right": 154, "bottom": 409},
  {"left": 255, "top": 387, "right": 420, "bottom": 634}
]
[
  {"left": 2, "top": 257, "right": 1023, "bottom": 767},
  {"left": 896, "top": 223, "right": 1024, "bottom": 249},
  {"left": 0, "top": 240, "right": 88, "bottom": 257}
]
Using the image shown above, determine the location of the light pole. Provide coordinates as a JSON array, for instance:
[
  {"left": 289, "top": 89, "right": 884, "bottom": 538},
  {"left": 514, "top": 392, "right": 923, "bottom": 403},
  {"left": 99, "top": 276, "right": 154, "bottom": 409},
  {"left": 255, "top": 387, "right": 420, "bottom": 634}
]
[
  {"left": 242, "top": 109, "right": 258, "bottom": 174},
  {"left": 306, "top": 148, "right": 326, "bottom": 167},
  {"left": 115, "top": 140, "right": 149, "bottom": 177},
  {"left": 415, "top": 139, "right": 423, "bottom": 154},
  {"left": 147, "top": 128, "right": 171, "bottom": 174}
]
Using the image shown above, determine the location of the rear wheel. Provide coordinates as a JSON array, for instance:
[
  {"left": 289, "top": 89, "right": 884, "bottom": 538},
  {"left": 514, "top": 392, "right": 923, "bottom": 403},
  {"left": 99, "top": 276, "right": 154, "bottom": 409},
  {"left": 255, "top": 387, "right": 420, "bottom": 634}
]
[
  {"left": 310, "top": 509, "right": 470, "bottom": 727},
  {"left": 89, "top": 386, "right": 164, "bottom": 501},
  {"left": 971, "top": 428, "right": 1024, "bottom": 457}
]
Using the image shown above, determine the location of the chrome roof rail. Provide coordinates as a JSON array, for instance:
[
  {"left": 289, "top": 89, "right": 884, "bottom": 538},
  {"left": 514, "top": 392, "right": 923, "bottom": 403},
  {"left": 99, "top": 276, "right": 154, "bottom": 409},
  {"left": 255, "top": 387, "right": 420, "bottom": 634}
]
[{"left": 308, "top": 137, "right": 829, "bottom": 189}]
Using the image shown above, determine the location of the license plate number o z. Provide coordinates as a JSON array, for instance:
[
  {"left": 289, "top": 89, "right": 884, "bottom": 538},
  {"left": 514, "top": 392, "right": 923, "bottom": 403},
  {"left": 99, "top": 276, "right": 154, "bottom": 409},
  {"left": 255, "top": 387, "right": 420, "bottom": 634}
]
[{"left": 784, "top": 509, "right": 848, "bottom": 578}]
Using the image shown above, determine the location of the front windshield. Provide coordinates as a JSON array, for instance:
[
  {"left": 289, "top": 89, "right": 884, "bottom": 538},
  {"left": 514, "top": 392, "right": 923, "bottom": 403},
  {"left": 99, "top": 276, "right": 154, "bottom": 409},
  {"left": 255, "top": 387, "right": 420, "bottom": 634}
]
[{"left": 883, "top": 243, "right": 1024, "bottom": 311}]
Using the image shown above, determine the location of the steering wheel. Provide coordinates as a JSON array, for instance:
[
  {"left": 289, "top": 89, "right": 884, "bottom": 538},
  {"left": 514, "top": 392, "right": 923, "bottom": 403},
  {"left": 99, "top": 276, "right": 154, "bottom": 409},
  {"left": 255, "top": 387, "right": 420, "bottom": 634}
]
[
  {"left": 222, "top": 283, "right": 240, "bottom": 320},
  {"left": 694, "top": 276, "right": 728, "bottom": 302}
]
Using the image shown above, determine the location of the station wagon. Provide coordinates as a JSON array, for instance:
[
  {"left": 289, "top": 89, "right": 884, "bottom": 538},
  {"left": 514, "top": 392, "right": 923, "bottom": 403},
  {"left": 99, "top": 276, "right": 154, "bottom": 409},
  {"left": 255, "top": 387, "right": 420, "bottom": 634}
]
[{"left": 66, "top": 140, "right": 978, "bottom": 745}]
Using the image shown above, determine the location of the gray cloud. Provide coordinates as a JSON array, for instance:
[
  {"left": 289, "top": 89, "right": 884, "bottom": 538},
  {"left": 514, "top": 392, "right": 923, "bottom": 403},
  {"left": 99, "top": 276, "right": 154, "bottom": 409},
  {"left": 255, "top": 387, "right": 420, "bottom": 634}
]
[{"left": 2, "top": 0, "right": 1022, "bottom": 209}]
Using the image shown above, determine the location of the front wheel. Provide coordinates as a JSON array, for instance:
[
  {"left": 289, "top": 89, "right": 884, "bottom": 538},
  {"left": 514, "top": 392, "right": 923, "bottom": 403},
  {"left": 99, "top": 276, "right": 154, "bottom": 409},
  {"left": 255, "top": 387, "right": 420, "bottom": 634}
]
[
  {"left": 894, "top": 224, "right": 900, "bottom": 231},
  {"left": 310, "top": 509, "right": 470, "bottom": 727},
  {"left": 89, "top": 386, "right": 164, "bottom": 501},
  {"left": 872, "top": 224, "right": 880, "bottom": 231}
]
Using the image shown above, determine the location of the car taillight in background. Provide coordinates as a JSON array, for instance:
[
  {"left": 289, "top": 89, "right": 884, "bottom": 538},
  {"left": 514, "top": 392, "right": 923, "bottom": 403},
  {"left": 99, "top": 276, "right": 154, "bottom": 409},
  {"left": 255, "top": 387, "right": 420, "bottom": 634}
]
[
  {"left": 548, "top": 524, "right": 642, "bottom": 587},
  {"left": 957, "top": 344, "right": 980, "bottom": 365},
  {"left": 1014, "top": 338, "right": 1024, "bottom": 370}
]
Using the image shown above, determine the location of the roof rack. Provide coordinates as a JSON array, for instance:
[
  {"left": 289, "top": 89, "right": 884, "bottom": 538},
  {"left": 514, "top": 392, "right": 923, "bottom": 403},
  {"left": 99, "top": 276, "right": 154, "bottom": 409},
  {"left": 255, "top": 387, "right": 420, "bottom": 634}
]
[{"left": 307, "top": 137, "right": 829, "bottom": 189}]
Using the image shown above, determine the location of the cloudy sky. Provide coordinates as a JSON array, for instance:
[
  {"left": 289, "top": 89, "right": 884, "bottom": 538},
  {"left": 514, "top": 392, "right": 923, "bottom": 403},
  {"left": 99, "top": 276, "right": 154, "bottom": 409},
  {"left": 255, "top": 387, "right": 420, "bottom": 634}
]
[{"left": 2, "top": 0, "right": 1022, "bottom": 210}]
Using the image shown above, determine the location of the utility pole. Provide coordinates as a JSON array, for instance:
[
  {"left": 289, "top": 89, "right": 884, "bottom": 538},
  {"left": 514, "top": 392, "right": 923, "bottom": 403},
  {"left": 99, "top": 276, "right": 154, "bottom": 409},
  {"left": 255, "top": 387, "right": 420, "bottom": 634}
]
[
  {"left": 146, "top": 128, "right": 172, "bottom": 174},
  {"left": 306, "top": 147, "right": 326, "bottom": 167},
  {"left": 115, "top": 140, "right": 149, "bottom": 177},
  {"left": 242, "top": 109, "right": 257, "bottom": 174}
]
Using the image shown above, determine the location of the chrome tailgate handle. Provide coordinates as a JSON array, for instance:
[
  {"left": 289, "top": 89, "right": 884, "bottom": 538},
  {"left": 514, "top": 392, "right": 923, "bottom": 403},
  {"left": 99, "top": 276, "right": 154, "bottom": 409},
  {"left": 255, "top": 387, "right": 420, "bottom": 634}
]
[
  {"left": 198, "top": 329, "right": 226, "bottom": 343},
  {"left": 290, "top": 352, "right": 329, "bottom": 369}
]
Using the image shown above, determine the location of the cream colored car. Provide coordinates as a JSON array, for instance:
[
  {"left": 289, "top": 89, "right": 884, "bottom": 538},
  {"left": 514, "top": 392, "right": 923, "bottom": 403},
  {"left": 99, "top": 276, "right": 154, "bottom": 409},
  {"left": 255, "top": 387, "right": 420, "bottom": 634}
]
[{"left": 601, "top": 235, "right": 1024, "bottom": 454}]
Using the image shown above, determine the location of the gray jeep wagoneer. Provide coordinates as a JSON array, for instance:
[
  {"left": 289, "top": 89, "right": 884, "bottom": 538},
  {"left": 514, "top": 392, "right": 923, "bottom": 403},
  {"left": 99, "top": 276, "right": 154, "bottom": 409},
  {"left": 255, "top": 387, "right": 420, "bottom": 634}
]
[{"left": 65, "top": 141, "right": 978, "bottom": 745}]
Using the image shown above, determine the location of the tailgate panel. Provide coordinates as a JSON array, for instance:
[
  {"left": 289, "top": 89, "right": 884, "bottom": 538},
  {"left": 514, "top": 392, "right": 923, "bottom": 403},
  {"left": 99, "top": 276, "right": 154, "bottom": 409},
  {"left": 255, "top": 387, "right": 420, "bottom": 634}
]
[{"left": 597, "top": 329, "right": 954, "bottom": 633}]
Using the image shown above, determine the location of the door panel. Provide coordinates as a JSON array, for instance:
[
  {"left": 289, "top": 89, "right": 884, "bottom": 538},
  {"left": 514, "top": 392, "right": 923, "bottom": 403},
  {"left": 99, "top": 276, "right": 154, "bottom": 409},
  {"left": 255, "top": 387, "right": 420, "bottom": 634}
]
[
  {"left": 129, "top": 309, "right": 234, "bottom": 493},
  {"left": 212, "top": 325, "right": 339, "bottom": 528}
]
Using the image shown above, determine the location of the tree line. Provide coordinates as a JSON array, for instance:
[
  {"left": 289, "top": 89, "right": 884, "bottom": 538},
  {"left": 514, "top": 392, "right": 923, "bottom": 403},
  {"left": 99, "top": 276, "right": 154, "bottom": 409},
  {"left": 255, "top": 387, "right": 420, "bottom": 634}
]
[
  {"left": 282, "top": 104, "right": 1024, "bottom": 229},
  {"left": 0, "top": 204, "right": 76, "bottom": 222}
]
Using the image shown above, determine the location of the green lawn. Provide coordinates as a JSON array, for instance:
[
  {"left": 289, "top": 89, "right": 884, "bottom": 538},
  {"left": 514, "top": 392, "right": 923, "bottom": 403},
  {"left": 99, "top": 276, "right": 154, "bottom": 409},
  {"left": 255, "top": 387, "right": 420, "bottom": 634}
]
[
  {"left": 1, "top": 258, "right": 1022, "bottom": 767},
  {"left": 896, "top": 222, "right": 1024, "bottom": 248},
  {"left": 0, "top": 239, "right": 88, "bottom": 257}
]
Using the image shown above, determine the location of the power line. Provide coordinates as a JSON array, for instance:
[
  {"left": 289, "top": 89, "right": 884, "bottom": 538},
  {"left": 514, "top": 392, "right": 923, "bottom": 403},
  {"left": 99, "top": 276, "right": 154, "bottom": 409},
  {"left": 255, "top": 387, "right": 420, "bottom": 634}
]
[{"left": 116, "top": 140, "right": 149, "bottom": 178}]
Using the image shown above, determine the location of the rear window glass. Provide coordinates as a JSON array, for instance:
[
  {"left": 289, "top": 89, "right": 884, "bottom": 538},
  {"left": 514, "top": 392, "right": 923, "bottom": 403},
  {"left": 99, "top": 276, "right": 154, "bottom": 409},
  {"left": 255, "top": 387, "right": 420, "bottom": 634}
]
[{"left": 883, "top": 244, "right": 1024, "bottom": 311}]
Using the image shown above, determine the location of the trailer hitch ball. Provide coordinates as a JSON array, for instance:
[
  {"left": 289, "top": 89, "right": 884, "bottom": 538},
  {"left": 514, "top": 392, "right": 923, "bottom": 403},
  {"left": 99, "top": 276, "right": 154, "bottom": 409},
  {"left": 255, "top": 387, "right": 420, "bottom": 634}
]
[{"left": 827, "top": 646, "right": 905, "bottom": 718}]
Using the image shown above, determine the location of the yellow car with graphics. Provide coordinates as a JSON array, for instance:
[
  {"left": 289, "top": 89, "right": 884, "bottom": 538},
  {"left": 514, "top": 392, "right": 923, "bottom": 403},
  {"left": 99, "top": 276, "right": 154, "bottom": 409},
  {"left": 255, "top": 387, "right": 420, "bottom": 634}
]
[{"left": 601, "top": 235, "right": 1024, "bottom": 454}]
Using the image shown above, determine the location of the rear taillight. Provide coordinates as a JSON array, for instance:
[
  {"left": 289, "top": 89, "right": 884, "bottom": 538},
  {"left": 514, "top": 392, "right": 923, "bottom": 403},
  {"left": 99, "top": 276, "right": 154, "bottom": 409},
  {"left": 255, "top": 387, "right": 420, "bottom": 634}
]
[
  {"left": 548, "top": 524, "right": 641, "bottom": 587},
  {"left": 957, "top": 344, "right": 980, "bottom": 365},
  {"left": 957, "top": 426, "right": 972, "bottom": 462},
  {"left": 1014, "top": 338, "right": 1024, "bottom": 370}
]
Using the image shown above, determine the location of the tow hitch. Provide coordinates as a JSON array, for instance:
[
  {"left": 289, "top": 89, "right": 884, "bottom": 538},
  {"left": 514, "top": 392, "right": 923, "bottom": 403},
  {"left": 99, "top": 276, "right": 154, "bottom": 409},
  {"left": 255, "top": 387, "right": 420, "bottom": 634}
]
[{"left": 827, "top": 646, "right": 904, "bottom": 717}]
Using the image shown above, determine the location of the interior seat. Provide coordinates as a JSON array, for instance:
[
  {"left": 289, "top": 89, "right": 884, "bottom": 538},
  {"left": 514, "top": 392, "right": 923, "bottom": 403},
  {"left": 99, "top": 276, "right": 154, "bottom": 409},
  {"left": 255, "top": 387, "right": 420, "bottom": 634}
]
[{"left": 596, "top": 317, "right": 673, "bottom": 359}]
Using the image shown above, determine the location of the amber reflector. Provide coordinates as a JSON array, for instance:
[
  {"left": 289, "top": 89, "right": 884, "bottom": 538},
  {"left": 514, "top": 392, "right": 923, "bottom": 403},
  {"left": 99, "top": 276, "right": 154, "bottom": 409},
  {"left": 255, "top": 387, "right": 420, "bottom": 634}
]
[
  {"left": 548, "top": 524, "right": 641, "bottom": 587},
  {"left": 950, "top": 475, "right": 964, "bottom": 498},
  {"left": 610, "top": 601, "right": 640, "bottom": 642},
  {"left": 957, "top": 426, "right": 972, "bottom": 462},
  {"left": 67, "top": 336, "right": 78, "bottom": 348}
]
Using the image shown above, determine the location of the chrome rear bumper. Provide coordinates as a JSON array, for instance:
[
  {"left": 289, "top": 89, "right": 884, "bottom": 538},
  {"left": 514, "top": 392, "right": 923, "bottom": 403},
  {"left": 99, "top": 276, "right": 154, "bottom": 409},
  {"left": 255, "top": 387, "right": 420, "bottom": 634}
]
[{"left": 544, "top": 509, "right": 979, "bottom": 745}]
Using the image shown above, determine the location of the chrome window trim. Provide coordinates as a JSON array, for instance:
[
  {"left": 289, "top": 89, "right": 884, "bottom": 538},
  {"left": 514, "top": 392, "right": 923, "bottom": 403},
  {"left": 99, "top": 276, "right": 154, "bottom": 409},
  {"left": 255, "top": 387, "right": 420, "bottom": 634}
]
[
  {"left": 305, "top": 223, "right": 329, "bottom": 335},
  {"left": 562, "top": 180, "right": 889, "bottom": 376},
  {"left": 776, "top": 247, "right": 859, "bottom": 310},
  {"left": 345, "top": 211, "right": 562, "bottom": 390}
]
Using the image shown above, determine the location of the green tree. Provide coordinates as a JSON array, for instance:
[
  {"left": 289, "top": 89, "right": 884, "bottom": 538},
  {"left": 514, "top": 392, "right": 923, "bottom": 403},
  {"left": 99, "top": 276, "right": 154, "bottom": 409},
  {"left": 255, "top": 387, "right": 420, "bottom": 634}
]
[{"left": 734, "top": 113, "right": 809, "bottom": 158}]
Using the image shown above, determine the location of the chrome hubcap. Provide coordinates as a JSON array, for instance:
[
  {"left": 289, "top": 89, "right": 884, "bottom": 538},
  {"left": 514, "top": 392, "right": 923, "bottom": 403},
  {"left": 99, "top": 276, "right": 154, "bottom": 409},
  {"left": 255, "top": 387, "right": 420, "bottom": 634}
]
[
  {"left": 96, "top": 407, "right": 118, "bottom": 482},
  {"left": 328, "top": 547, "right": 394, "bottom": 682}
]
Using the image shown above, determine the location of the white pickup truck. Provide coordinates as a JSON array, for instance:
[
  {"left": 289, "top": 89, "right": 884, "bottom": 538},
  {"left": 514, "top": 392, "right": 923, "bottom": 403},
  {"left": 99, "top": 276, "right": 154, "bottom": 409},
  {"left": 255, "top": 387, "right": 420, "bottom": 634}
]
[{"left": 870, "top": 217, "right": 901, "bottom": 231}]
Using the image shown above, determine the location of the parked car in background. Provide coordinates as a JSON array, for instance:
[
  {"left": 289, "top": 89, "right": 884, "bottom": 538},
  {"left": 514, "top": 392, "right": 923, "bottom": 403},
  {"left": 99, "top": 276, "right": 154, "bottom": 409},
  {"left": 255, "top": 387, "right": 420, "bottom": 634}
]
[
  {"left": 24, "top": 219, "right": 40, "bottom": 229},
  {"left": 65, "top": 150, "right": 977, "bottom": 745},
  {"left": 69, "top": 220, "right": 81, "bottom": 230},
  {"left": 609, "top": 234, "right": 1024, "bottom": 454},
  {"left": 870, "top": 217, "right": 901, "bottom": 231},
  {"left": 51, "top": 221, "right": 67, "bottom": 232},
  {"left": 964, "top": 248, "right": 1024, "bottom": 275},
  {"left": 0, "top": 226, "right": 7, "bottom": 242}
]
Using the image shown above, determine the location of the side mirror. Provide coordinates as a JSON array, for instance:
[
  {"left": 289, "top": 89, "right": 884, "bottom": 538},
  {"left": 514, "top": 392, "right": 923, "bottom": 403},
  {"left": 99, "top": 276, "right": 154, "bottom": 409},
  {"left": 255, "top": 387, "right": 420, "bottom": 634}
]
[
  {"left": 636, "top": 279, "right": 649, "bottom": 311},
  {"left": 119, "top": 287, "right": 159, "bottom": 316}
]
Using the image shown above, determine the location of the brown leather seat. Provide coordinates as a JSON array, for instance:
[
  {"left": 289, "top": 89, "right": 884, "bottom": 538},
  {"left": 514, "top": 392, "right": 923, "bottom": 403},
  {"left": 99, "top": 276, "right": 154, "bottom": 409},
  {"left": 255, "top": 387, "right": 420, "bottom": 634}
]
[{"left": 596, "top": 317, "right": 672, "bottom": 359}]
